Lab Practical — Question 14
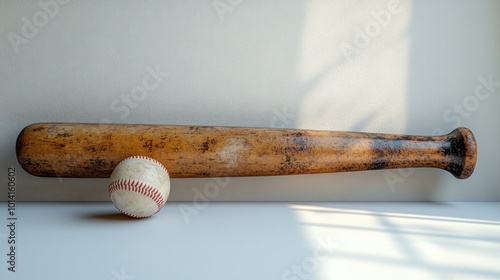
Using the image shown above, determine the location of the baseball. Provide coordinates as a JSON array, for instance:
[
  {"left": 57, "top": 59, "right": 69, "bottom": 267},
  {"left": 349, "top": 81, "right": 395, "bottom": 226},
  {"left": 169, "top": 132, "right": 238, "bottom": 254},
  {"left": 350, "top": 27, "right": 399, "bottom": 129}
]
[{"left": 108, "top": 156, "right": 170, "bottom": 218}]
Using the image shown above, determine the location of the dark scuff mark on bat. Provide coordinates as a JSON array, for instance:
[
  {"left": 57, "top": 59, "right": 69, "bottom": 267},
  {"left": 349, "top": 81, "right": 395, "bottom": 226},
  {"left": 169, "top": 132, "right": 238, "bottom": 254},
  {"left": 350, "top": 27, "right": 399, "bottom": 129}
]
[
  {"left": 56, "top": 132, "right": 72, "bottom": 138},
  {"left": 200, "top": 141, "right": 210, "bottom": 153},
  {"left": 87, "top": 157, "right": 110, "bottom": 176},
  {"left": 32, "top": 126, "right": 44, "bottom": 132},
  {"left": 200, "top": 138, "right": 218, "bottom": 153},
  {"left": 144, "top": 139, "right": 153, "bottom": 153},
  {"left": 442, "top": 131, "right": 466, "bottom": 177},
  {"left": 154, "top": 142, "right": 166, "bottom": 149},
  {"left": 293, "top": 132, "right": 310, "bottom": 152},
  {"left": 55, "top": 143, "right": 66, "bottom": 149},
  {"left": 368, "top": 139, "right": 391, "bottom": 170}
]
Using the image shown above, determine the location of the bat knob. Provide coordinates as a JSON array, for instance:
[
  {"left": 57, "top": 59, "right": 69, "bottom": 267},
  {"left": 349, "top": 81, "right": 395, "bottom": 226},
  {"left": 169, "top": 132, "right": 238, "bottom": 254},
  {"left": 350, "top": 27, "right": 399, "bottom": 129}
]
[{"left": 443, "top": 127, "right": 477, "bottom": 179}]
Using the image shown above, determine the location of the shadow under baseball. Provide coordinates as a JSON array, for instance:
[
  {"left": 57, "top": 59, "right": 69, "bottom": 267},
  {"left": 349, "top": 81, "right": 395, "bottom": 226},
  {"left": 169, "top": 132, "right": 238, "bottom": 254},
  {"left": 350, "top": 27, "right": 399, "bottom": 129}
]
[{"left": 83, "top": 212, "right": 140, "bottom": 222}]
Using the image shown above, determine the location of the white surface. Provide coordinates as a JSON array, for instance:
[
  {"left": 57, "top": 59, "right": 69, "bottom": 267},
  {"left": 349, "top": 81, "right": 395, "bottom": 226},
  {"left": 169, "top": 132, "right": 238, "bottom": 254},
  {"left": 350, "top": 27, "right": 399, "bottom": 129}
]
[
  {"left": 0, "top": 0, "right": 499, "bottom": 202},
  {"left": 0, "top": 202, "right": 499, "bottom": 279}
]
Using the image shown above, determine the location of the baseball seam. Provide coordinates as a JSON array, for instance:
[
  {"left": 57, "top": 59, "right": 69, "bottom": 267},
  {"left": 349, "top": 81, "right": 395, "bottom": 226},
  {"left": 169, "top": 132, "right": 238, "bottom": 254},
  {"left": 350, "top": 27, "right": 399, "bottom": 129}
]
[
  {"left": 108, "top": 178, "right": 165, "bottom": 218},
  {"left": 118, "top": 155, "right": 169, "bottom": 176}
]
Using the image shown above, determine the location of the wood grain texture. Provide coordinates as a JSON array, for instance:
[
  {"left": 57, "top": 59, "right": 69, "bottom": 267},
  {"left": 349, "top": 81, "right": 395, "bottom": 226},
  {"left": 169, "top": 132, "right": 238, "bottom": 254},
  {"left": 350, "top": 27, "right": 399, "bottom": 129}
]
[{"left": 16, "top": 123, "right": 477, "bottom": 179}]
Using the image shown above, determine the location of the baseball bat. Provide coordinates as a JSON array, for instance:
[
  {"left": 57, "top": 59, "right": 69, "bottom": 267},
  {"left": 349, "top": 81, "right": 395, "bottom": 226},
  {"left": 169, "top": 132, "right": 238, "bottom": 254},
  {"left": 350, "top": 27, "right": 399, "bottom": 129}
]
[{"left": 16, "top": 123, "right": 477, "bottom": 179}]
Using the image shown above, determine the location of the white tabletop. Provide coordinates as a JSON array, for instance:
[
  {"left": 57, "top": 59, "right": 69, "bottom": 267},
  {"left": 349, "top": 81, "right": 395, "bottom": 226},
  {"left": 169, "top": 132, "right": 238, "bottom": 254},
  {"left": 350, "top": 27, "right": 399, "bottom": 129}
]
[{"left": 0, "top": 202, "right": 499, "bottom": 279}]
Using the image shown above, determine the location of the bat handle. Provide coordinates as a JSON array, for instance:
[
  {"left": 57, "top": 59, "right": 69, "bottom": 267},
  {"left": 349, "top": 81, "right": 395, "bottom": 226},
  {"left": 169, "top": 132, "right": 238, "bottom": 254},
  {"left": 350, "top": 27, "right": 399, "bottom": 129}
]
[{"left": 440, "top": 127, "right": 477, "bottom": 179}]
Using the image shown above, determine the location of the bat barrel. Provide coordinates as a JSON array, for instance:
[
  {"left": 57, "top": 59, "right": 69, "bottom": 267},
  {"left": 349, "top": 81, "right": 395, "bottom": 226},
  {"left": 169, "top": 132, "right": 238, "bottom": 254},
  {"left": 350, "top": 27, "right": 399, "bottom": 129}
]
[{"left": 16, "top": 123, "right": 477, "bottom": 179}]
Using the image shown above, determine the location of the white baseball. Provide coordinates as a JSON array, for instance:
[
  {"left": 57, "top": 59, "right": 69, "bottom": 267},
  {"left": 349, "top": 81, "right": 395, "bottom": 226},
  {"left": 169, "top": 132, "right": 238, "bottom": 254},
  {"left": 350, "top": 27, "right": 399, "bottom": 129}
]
[{"left": 108, "top": 156, "right": 170, "bottom": 218}]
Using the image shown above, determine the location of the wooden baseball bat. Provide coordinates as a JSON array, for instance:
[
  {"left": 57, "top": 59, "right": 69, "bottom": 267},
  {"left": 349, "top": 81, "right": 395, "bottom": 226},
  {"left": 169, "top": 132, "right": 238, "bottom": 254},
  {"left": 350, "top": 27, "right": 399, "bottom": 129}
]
[{"left": 16, "top": 123, "right": 477, "bottom": 179}]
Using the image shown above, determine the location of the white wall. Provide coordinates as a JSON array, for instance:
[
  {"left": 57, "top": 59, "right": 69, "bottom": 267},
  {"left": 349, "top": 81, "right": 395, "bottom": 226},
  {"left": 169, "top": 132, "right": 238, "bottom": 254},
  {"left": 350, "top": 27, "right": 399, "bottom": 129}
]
[{"left": 0, "top": 0, "right": 499, "bottom": 202}]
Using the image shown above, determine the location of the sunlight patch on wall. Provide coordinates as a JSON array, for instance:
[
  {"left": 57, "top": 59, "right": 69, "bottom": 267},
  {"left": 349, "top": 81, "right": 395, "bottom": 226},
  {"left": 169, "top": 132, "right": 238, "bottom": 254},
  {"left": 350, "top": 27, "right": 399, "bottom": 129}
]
[{"left": 296, "top": 0, "right": 411, "bottom": 133}]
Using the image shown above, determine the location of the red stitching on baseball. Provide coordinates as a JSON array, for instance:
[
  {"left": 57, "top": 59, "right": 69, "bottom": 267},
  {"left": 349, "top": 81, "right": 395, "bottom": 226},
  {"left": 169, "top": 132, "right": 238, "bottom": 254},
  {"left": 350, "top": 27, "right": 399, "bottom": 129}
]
[
  {"left": 118, "top": 156, "right": 170, "bottom": 176},
  {"left": 108, "top": 179, "right": 166, "bottom": 215}
]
